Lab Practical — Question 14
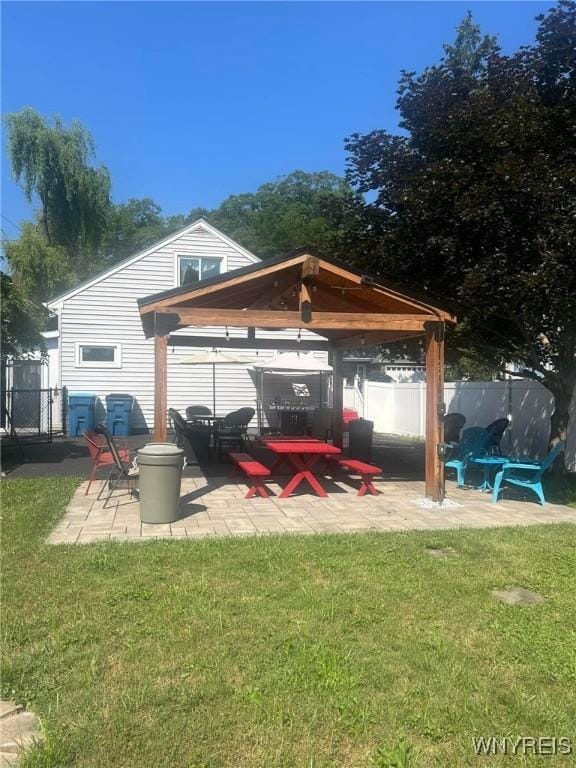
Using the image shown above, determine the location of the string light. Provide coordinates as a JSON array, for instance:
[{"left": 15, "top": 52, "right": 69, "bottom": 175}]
[
  {"left": 361, "top": 334, "right": 366, "bottom": 347},
  {"left": 297, "top": 329, "right": 302, "bottom": 343},
  {"left": 225, "top": 327, "right": 230, "bottom": 342}
]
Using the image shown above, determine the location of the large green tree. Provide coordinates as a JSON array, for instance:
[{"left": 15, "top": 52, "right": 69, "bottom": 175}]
[
  {"left": 97, "top": 172, "right": 362, "bottom": 270},
  {"left": 5, "top": 108, "right": 111, "bottom": 271},
  {"left": 345, "top": 1, "right": 576, "bottom": 450},
  {"left": 100, "top": 197, "right": 169, "bottom": 266},
  {"left": 207, "top": 170, "right": 364, "bottom": 260}
]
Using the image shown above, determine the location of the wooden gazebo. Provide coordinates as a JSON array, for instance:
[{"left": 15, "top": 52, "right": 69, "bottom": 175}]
[{"left": 138, "top": 251, "right": 456, "bottom": 500}]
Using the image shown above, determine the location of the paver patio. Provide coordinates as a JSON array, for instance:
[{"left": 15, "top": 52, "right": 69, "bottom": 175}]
[{"left": 48, "top": 473, "right": 576, "bottom": 544}]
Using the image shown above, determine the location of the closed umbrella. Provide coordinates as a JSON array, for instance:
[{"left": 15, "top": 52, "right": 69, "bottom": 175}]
[{"left": 179, "top": 350, "right": 251, "bottom": 417}]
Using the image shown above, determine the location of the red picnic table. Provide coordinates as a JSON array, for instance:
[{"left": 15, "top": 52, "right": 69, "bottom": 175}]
[
  {"left": 259, "top": 435, "right": 320, "bottom": 444},
  {"left": 263, "top": 439, "right": 341, "bottom": 498}
]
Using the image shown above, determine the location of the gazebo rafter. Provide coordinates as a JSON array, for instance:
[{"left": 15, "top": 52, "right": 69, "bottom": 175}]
[{"left": 138, "top": 250, "right": 456, "bottom": 500}]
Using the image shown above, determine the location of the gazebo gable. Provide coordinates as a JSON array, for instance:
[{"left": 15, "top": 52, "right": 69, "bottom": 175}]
[{"left": 138, "top": 251, "right": 455, "bottom": 344}]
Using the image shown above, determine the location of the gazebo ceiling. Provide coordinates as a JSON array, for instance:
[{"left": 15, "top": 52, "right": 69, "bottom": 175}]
[{"left": 138, "top": 250, "right": 456, "bottom": 346}]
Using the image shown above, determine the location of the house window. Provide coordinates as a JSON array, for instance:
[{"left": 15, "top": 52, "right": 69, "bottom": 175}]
[
  {"left": 76, "top": 343, "right": 122, "bottom": 368},
  {"left": 178, "top": 256, "right": 221, "bottom": 286}
]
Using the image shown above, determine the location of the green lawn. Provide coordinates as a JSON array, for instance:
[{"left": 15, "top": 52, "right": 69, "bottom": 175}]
[{"left": 2, "top": 478, "right": 575, "bottom": 768}]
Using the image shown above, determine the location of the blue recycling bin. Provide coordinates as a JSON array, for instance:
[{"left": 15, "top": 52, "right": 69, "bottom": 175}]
[
  {"left": 68, "top": 392, "right": 96, "bottom": 436},
  {"left": 105, "top": 393, "right": 134, "bottom": 436}
]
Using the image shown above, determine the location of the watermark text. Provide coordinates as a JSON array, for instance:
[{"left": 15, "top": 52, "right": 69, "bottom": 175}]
[{"left": 472, "top": 737, "right": 572, "bottom": 757}]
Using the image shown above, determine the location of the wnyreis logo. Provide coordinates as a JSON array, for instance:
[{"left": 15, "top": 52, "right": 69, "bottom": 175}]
[{"left": 472, "top": 737, "right": 572, "bottom": 756}]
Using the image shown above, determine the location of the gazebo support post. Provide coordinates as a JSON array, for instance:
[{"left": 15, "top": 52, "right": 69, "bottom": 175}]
[
  {"left": 424, "top": 321, "right": 445, "bottom": 501},
  {"left": 154, "top": 327, "right": 168, "bottom": 442},
  {"left": 332, "top": 349, "right": 344, "bottom": 448}
]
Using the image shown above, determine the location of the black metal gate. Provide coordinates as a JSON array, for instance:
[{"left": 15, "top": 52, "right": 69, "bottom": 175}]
[
  {"left": 3, "top": 389, "right": 54, "bottom": 443},
  {"left": 1, "top": 359, "right": 55, "bottom": 444}
]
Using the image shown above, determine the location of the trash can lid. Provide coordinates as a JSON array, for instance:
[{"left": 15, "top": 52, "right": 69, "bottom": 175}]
[
  {"left": 69, "top": 391, "right": 96, "bottom": 397},
  {"left": 137, "top": 442, "right": 184, "bottom": 457}
]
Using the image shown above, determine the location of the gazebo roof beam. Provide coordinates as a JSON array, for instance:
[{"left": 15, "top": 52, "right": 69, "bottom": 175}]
[{"left": 151, "top": 307, "right": 440, "bottom": 331}]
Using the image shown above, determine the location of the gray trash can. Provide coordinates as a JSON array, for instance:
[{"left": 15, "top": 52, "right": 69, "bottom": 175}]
[
  {"left": 137, "top": 443, "right": 184, "bottom": 524},
  {"left": 348, "top": 418, "right": 374, "bottom": 462}
]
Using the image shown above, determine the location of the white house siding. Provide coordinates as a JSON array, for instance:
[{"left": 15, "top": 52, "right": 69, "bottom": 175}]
[{"left": 56, "top": 224, "right": 327, "bottom": 433}]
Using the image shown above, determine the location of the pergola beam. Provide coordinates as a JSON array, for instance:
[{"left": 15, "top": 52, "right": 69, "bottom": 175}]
[
  {"left": 302, "top": 255, "right": 320, "bottom": 280},
  {"left": 151, "top": 307, "right": 439, "bottom": 331}
]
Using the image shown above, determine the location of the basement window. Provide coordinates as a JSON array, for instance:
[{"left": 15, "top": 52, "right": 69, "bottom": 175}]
[{"left": 76, "top": 343, "right": 122, "bottom": 368}]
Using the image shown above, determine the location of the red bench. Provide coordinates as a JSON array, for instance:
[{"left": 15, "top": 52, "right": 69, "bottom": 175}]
[
  {"left": 343, "top": 408, "right": 359, "bottom": 430},
  {"left": 334, "top": 458, "right": 382, "bottom": 496},
  {"left": 229, "top": 452, "right": 272, "bottom": 499}
]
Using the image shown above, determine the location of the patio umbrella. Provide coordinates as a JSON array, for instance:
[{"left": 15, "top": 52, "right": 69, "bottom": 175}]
[{"left": 179, "top": 350, "right": 251, "bottom": 417}]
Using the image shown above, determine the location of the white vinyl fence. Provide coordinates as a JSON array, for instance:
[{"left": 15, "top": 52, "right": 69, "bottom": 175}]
[
  {"left": 343, "top": 382, "right": 364, "bottom": 414},
  {"left": 363, "top": 380, "right": 575, "bottom": 470}
]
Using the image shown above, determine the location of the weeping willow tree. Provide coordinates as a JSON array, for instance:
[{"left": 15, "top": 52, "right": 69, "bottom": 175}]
[{"left": 4, "top": 108, "right": 111, "bottom": 275}]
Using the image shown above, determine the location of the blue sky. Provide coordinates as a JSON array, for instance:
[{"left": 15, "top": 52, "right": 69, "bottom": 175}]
[{"left": 2, "top": 1, "right": 550, "bottom": 237}]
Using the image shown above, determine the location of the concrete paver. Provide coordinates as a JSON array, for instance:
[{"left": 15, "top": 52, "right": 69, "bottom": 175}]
[{"left": 48, "top": 472, "right": 576, "bottom": 544}]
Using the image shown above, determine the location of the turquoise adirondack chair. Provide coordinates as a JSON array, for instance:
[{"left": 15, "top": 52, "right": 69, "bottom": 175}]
[
  {"left": 491, "top": 441, "right": 566, "bottom": 505},
  {"left": 445, "top": 427, "right": 491, "bottom": 487}
]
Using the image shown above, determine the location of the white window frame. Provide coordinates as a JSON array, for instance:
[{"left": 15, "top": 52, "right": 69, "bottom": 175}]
[
  {"left": 175, "top": 254, "right": 224, "bottom": 287},
  {"left": 75, "top": 342, "right": 122, "bottom": 369}
]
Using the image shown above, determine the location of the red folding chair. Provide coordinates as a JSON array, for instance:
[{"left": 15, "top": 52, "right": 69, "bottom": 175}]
[{"left": 82, "top": 429, "right": 131, "bottom": 495}]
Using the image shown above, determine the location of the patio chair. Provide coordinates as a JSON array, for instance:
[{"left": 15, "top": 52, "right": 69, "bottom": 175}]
[
  {"left": 168, "top": 408, "right": 208, "bottom": 465},
  {"left": 485, "top": 417, "right": 510, "bottom": 455},
  {"left": 168, "top": 409, "right": 177, "bottom": 444},
  {"left": 82, "top": 429, "right": 131, "bottom": 495},
  {"left": 492, "top": 441, "right": 565, "bottom": 505},
  {"left": 443, "top": 412, "right": 466, "bottom": 445},
  {"left": 93, "top": 424, "right": 139, "bottom": 509},
  {"left": 213, "top": 407, "right": 255, "bottom": 459},
  {"left": 185, "top": 405, "right": 212, "bottom": 422},
  {"left": 445, "top": 427, "right": 490, "bottom": 487}
]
